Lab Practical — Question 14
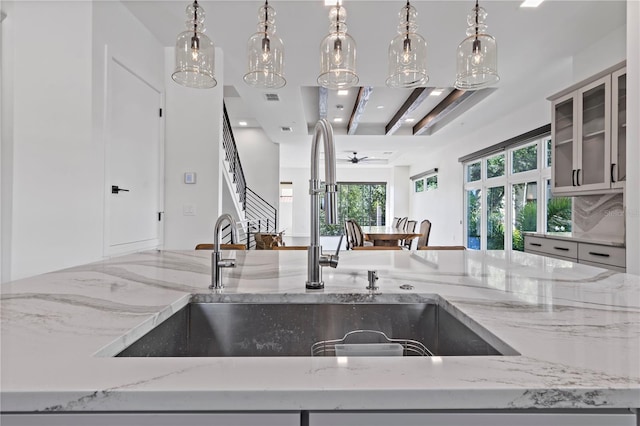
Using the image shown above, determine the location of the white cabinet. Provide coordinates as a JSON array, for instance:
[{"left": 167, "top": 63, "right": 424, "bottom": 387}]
[
  {"left": 549, "top": 62, "right": 626, "bottom": 195},
  {"left": 0, "top": 412, "right": 300, "bottom": 426},
  {"left": 524, "top": 235, "right": 626, "bottom": 272},
  {"left": 308, "top": 411, "right": 636, "bottom": 426},
  {"left": 611, "top": 67, "right": 627, "bottom": 189}
]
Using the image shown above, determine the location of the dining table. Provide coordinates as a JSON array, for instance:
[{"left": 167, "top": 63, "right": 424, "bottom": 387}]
[{"left": 360, "top": 225, "right": 422, "bottom": 247}]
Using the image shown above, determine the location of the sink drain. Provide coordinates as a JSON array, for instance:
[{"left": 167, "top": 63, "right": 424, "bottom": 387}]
[{"left": 399, "top": 284, "right": 414, "bottom": 290}]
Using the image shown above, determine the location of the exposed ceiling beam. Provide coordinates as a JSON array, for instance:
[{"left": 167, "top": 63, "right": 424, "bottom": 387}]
[
  {"left": 413, "top": 88, "right": 496, "bottom": 136},
  {"left": 347, "top": 86, "right": 373, "bottom": 135},
  {"left": 385, "top": 87, "right": 434, "bottom": 135},
  {"left": 319, "top": 86, "right": 328, "bottom": 120}
]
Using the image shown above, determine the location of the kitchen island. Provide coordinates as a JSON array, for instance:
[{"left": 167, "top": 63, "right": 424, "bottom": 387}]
[{"left": 1, "top": 249, "right": 639, "bottom": 424}]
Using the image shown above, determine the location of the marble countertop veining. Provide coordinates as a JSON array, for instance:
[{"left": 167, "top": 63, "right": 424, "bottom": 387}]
[{"left": 1, "top": 249, "right": 639, "bottom": 412}]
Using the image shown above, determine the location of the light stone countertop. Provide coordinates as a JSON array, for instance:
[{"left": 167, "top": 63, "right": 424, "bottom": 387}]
[{"left": 1, "top": 249, "right": 639, "bottom": 412}]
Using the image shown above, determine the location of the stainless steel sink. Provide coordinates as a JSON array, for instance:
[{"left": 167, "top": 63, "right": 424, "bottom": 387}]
[{"left": 114, "top": 294, "right": 518, "bottom": 357}]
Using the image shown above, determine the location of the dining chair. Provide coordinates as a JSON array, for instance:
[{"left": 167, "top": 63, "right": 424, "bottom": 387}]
[
  {"left": 273, "top": 246, "right": 308, "bottom": 250},
  {"left": 396, "top": 217, "right": 408, "bottom": 230},
  {"left": 391, "top": 217, "right": 400, "bottom": 228},
  {"left": 415, "top": 220, "right": 432, "bottom": 248},
  {"left": 402, "top": 220, "right": 417, "bottom": 249},
  {"left": 344, "top": 220, "right": 356, "bottom": 250},
  {"left": 418, "top": 245, "right": 466, "bottom": 250},
  {"left": 195, "top": 243, "right": 246, "bottom": 250},
  {"left": 351, "top": 220, "right": 374, "bottom": 247},
  {"left": 352, "top": 246, "right": 402, "bottom": 250}
]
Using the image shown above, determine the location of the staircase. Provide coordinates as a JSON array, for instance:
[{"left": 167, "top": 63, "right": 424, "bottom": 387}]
[{"left": 221, "top": 103, "right": 278, "bottom": 249}]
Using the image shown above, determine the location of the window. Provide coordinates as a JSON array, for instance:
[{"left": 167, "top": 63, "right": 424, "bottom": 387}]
[
  {"left": 320, "top": 182, "right": 387, "bottom": 236},
  {"left": 426, "top": 175, "right": 438, "bottom": 190},
  {"left": 512, "top": 181, "right": 537, "bottom": 251},
  {"left": 415, "top": 179, "right": 424, "bottom": 192},
  {"left": 486, "top": 154, "right": 505, "bottom": 178},
  {"left": 463, "top": 133, "right": 571, "bottom": 252},
  {"left": 466, "top": 161, "right": 481, "bottom": 182},
  {"left": 512, "top": 143, "right": 538, "bottom": 174},
  {"left": 546, "top": 179, "right": 572, "bottom": 233}
]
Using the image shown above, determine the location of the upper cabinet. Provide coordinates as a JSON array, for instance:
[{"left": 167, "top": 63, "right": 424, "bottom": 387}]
[
  {"left": 611, "top": 67, "right": 626, "bottom": 189},
  {"left": 549, "top": 62, "right": 625, "bottom": 195}
]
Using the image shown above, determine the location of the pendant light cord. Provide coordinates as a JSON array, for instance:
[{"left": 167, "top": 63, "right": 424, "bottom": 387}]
[
  {"left": 193, "top": 0, "right": 198, "bottom": 36},
  {"left": 405, "top": 1, "right": 410, "bottom": 42},
  {"left": 264, "top": 0, "right": 269, "bottom": 34},
  {"left": 474, "top": 0, "right": 479, "bottom": 40}
]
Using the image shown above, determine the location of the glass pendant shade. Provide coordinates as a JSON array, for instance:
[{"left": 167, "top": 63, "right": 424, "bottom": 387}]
[
  {"left": 318, "top": 5, "right": 358, "bottom": 90},
  {"left": 455, "top": 1, "right": 498, "bottom": 90},
  {"left": 172, "top": 1, "right": 216, "bottom": 89},
  {"left": 386, "top": 2, "right": 428, "bottom": 88},
  {"left": 244, "top": 2, "right": 286, "bottom": 89}
]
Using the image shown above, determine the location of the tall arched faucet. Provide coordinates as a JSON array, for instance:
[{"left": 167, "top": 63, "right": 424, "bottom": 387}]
[
  {"left": 210, "top": 213, "right": 238, "bottom": 290},
  {"left": 307, "top": 119, "right": 339, "bottom": 290}
]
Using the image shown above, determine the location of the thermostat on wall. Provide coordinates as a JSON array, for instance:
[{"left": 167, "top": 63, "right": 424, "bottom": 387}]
[{"left": 184, "top": 172, "right": 196, "bottom": 184}]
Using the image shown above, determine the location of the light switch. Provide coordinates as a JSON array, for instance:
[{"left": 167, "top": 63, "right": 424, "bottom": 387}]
[
  {"left": 184, "top": 172, "right": 196, "bottom": 184},
  {"left": 183, "top": 205, "right": 196, "bottom": 216}
]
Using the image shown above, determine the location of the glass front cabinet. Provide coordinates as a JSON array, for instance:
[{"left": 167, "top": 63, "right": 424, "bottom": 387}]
[
  {"left": 611, "top": 67, "right": 627, "bottom": 189},
  {"left": 550, "top": 63, "right": 625, "bottom": 195}
]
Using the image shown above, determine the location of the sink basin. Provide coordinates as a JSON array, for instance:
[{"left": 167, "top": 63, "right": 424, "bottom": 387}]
[{"left": 113, "top": 294, "right": 518, "bottom": 358}]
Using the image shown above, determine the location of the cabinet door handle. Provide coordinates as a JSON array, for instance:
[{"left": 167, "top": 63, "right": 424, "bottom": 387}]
[
  {"left": 576, "top": 169, "right": 581, "bottom": 186},
  {"left": 588, "top": 251, "right": 610, "bottom": 258},
  {"left": 572, "top": 170, "right": 576, "bottom": 186},
  {"left": 611, "top": 164, "right": 616, "bottom": 183},
  {"left": 553, "top": 246, "right": 570, "bottom": 251},
  {"left": 529, "top": 243, "right": 542, "bottom": 247}
]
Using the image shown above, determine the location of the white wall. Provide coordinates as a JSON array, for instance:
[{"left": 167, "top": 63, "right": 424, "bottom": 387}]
[
  {"left": 626, "top": 0, "right": 640, "bottom": 275},
  {"left": 163, "top": 48, "right": 224, "bottom": 250},
  {"left": 409, "top": 24, "right": 627, "bottom": 248},
  {"left": 234, "top": 128, "right": 280, "bottom": 212},
  {"left": 392, "top": 166, "right": 410, "bottom": 220},
  {"left": 7, "top": 1, "right": 95, "bottom": 281},
  {"left": 1, "top": 1, "right": 164, "bottom": 282},
  {"left": 1, "top": 0, "right": 12, "bottom": 283}
]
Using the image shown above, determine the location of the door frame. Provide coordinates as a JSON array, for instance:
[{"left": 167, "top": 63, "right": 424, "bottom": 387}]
[{"left": 102, "top": 45, "right": 165, "bottom": 257}]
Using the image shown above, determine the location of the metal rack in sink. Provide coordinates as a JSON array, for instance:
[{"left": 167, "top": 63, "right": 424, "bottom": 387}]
[{"left": 311, "top": 330, "right": 434, "bottom": 357}]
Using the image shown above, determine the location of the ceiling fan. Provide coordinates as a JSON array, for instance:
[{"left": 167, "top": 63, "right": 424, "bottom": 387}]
[{"left": 338, "top": 152, "right": 386, "bottom": 165}]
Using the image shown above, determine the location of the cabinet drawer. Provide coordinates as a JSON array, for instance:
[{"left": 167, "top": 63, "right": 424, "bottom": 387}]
[
  {"left": 578, "top": 243, "right": 626, "bottom": 268},
  {"left": 580, "top": 259, "right": 626, "bottom": 273},
  {"left": 525, "top": 236, "right": 578, "bottom": 259}
]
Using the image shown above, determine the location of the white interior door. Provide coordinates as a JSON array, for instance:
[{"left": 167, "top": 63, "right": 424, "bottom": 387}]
[{"left": 105, "top": 55, "right": 163, "bottom": 256}]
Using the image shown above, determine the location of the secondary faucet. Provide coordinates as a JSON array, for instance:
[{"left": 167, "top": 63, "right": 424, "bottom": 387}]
[
  {"left": 209, "top": 213, "right": 238, "bottom": 290},
  {"left": 307, "top": 119, "right": 339, "bottom": 290}
]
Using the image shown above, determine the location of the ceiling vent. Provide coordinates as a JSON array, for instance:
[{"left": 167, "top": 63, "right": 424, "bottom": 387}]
[
  {"left": 264, "top": 93, "right": 280, "bottom": 102},
  {"left": 280, "top": 126, "right": 293, "bottom": 132}
]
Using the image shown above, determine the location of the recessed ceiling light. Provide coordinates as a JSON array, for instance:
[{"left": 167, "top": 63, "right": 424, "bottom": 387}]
[
  {"left": 377, "top": 105, "right": 385, "bottom": 109},
  {"left": 430, "top": 89, "right": 444, "bottom": 96},
  {"left": 520, "top": 0, "right": 544, "bottom": 7},
  {"left": 334, "top": 117, "right": 343, "bottom": 123},
  {"left": 337, "top": 89, "right": 349, "bottom": 96},
  {"left": 405, "top": 118, "right": 415, "bottom": 123},
  {"left": 238, "top": 121, "right": 248, "bottom": 126}
]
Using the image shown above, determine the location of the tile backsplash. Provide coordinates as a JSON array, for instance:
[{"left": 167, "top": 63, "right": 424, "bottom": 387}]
[{"left": 573, "top": 193, "right": 625, "bottom": 240}]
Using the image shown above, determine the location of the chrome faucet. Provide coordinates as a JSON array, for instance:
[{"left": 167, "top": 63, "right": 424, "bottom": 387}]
[
  {"left": 307, "top": 119, "right": 339, "bottom": 290},
  {"left": 209, "top": 213, "right": 238, "bottom": 290}
]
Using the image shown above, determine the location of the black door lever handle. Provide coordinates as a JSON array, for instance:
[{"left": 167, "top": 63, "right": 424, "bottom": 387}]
[{"left": 111, "top": 185, "right": 130, "bottom": 194}]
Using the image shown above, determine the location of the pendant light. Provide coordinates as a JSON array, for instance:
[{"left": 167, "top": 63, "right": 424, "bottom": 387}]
[
  {"left": 172, "top": 0, "right": 216, "bottom": 89},
  {"left": 318, "top": 3, "right": 358, "bottom": 90},
  {"left": 454, "top": 0, "right": 499, "bottom": 90},
  {"left": 244, "top": 1, "right": 286, "bottom": 89},
  {"left": 386, "top": 1, "right": 428, "bottom": 89}
]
